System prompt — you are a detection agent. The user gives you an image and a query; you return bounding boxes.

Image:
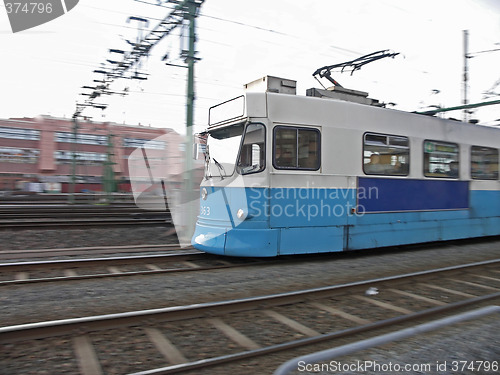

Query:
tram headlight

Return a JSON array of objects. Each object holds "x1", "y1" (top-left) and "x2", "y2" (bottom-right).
[
  {"x1": 201, "y1": 188, "x2": 208, "y2": 200},
  {"x1": 236, "y1": 208, "x2": 247, "y2": 220}
]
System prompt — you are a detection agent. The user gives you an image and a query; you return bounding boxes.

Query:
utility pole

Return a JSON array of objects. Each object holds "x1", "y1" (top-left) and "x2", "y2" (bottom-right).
[
  {"x1": 75, "y1": 0, "x2": 205, "y2": 145},
  {"x1": 185, "y1": 1, "x2": 197, "y2": 198},
  {"x1": 69, "y1": 116, "x2": 79, "y2": 204},
  {"x1": 103, "y1": 132, "x2": 116, "y2": 203},
  {"x1": 463, "y1": 30, "x2": 469, "y2": 122},
  {"x1": 182, "y1": 0, "x2": 200, "y2": 239},
  {"x1": 74, "y1": 0, "x2": 204, "y2": 242}
]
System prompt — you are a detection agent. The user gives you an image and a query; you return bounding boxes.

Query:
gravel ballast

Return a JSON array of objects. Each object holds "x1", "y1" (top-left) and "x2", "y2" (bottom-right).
[{"x1": 1, "y1": 234, "x2": 499, "y2": 327}]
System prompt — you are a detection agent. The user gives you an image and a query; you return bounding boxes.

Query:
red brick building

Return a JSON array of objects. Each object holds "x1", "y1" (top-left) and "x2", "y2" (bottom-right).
[{"x1": 0, "y1": 116, "x2": 185, "y2": 193}]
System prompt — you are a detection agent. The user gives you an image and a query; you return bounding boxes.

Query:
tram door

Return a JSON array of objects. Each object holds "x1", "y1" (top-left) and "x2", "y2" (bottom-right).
[{"x1": 270, "y1": 125, "x2": 347, "y2": 254}]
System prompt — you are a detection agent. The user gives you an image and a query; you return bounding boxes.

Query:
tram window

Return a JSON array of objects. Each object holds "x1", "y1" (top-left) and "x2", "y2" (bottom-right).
[
  {"x1": 423, "y1": 140, "x2": 459, "y2": 178},
  {"x1": 471, "y1": 146, "x2": 498, "y2": 180},
  {"x1": 236, "y1": 123, "x2": 266, "y2": 175},
  {"x1": 274, "y1": 126, "x2": 320, "y2": 170},
  {"x1": 363, "y1": 133, "x2": 409, "y2": 176}
]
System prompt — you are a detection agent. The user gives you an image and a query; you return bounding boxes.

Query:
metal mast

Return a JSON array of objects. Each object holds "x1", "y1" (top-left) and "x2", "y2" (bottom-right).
[
  {"x1": 463, "y1": 30, "x2": 470, "y2": 122},
  {"x1": 72, "y1": 0, "x2": 205, "y2": 203}
]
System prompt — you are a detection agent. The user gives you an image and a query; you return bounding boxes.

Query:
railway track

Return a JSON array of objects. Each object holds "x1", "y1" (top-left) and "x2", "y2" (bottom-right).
[
  {"x1": 0, "y1": 202, "x2": 150, "y2": 213},
  {"x1": 0, "y1": 243, "x2": 183, "y2": 261},
  {"x1": 0, "y1": 210, "x2": 168, "y2": 220},
  {"x1": 1, "y1": 259, "x2": 499, "y2": 375},
  {"x1": 0, "y1": 204, "x2": 171, "y2": 229},
  {"x1": 0, "y1": 249, "x2": 266, "y2": 285},
  {"x1": 0, "y1": 193, "x2": 135, "y2": 205},
  {"x1": 0, "y1": 218, "x2": 171, "y2": 229}
]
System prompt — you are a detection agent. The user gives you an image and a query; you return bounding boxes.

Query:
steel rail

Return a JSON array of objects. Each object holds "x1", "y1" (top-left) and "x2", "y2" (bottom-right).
[
  {"x1": 0, "y1": 243, "x2": 183, "y2": 260},
  {"x1": 0, "y1": 212, "x2": 169, "y2": 219},
  {"x1": 0, "y1": 251, "x2": 272, "y2": 286},
  {"x1": 1, "y1": 258, "x2": 498, "y2": 344},
  {"x1": 273, "y1": 305, "x2": 500, "y2": 375},
  {"x1": 0, "y1": 218, "x2": 172, "y2": 229},
  {"x1": 0, "y1": 250, "x2": 203, "y2": 269},
  {"x1": 128, "y1": 294, "x2": 500, "y2": 375}
]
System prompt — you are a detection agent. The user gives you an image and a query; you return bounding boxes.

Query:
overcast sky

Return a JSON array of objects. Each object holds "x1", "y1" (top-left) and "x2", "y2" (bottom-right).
[{"x1": 0, "y1": 0, "x2": 499, "y2": 134}]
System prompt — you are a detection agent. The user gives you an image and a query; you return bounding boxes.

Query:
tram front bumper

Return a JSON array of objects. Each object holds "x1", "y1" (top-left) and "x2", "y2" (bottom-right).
[
  {"x1": 192, "y1": 225, "x2": 227, "y2": 256},
  {"x1": 192, "y1": 224, "x2": 279, "y2": 257}
]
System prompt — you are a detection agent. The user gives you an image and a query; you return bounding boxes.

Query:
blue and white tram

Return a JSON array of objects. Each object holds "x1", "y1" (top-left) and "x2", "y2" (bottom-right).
[{"x1": 192, "y1": 76, "x2": 500, "y2": 256}]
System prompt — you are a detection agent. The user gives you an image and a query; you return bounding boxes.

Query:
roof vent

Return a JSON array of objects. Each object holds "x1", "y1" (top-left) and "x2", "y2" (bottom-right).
[{"x1": 244, "y1": 76, "x2": 296, "y2": 95}]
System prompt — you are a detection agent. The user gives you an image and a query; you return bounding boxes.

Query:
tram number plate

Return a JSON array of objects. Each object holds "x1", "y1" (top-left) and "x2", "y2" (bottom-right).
[{"x1": 201, "y1": 206, "x2": 211, "y2": 216}]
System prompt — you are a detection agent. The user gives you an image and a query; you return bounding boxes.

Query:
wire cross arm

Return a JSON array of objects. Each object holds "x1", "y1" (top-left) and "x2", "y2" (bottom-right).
[{"x1": 313, "y1": 49, "x2": 400, "y2": 87}]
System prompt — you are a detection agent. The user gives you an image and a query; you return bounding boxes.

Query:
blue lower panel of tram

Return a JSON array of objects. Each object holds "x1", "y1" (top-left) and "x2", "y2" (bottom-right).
[{"x1": 191, "y1": 181, "x2": 500, "y2": 257}]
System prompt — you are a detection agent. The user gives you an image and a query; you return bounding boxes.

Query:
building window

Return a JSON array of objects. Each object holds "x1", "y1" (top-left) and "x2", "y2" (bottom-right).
[
  {"x1": 424, "y1": 140, "x2": 459, "y2": 178},
  {"x1": 363, "y1": 133, "x2": 409, "y2": 175},
  {"x1": 0, "y1": 127, "x2": 39, "y2": 141},
  {"x1": 471, "y1": 146, "x2": 498, "y2": 180},
  {"x1": 54, "y1": 151, "x2": 107, "y2": 165},
  {"x1": 274, "y1": 126, "x2": 320, "y2": 170},
  {"x1": 123, "y1": 137, "x2": 165, "y2": 150},
  {"x1": 55, "y1": 132, "x2": 108, "y2": 145},
  {"x1": 0, "y1": 147, "x2": 39, "y2": 163}
]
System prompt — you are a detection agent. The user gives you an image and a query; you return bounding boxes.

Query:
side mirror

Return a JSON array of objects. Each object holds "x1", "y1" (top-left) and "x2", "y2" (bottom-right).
[{"x1": 193, "y1": 143, "x2": 205, "y2": 160}]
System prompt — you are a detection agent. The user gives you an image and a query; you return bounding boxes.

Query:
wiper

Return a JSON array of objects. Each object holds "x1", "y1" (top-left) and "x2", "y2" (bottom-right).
[
  {"x1": 213, "y1": 158, "x2": 226, "y2": 180},
  {"x1": 204, "y1": 144, "x2": 211, "y2": 180}
]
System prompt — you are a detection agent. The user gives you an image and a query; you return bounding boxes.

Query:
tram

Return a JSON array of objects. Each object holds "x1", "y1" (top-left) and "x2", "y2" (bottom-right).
[{"x1": 192, "y1": 76, "x2": 500, "y2": 256}]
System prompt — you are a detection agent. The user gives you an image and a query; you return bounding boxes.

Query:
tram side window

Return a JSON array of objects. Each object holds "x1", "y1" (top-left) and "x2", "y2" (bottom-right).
[
  {"x1": 236, "y1": 123, "x2": 266, "y2": 175},
  {"x1": 363, "y1": 133, "x2": 409, "y2": 176},
  {"x1": 274, "y1": 126, "x2": 320, "y2": 170},
  {"x1": 471, "y1": 146, "x2": 499, "y2": 180},
  {"x1": 424, "y1": 140, "x2": 459, "y2": 178}
]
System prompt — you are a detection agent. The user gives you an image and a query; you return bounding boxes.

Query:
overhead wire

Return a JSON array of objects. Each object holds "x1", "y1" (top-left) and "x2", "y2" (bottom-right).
[
  {"x1": 75, "y1": 0, "x2": 362, "y2": 127},
  {"x1": 74, "y1": 0, "x2": 496, "y2": 126}
]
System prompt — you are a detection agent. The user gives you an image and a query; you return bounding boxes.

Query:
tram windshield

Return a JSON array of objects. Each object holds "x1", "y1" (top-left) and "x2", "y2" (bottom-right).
[{"x1": 205, "y1": 122, "x2": 245, "y2": 178}]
